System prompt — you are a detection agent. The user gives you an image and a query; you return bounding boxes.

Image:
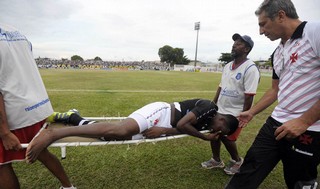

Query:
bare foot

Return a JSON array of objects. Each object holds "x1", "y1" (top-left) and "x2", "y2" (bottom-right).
[{"x1": 26, "y1": 128, "x2": 56, "y2": 163}]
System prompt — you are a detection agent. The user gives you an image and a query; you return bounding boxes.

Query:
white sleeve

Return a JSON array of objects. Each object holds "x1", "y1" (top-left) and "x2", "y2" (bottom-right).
[
  {"x1": 307, "y1": 22, "x2": 320, "y2": 57},
  {"x1": 244, "y1": 64, "x2": 260, "y2": 94}
]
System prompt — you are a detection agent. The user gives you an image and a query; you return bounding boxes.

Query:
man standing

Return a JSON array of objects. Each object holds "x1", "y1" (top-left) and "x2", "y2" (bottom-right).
[
  {"x1": 0, "y1": 23, "x2": 76, "y2": 189},
  {"x1": 201, "y1": 34, "x2": 260, "y2": 175},
  {"x1": 226, "y1": 0, "x2": 320, "y2": 188}
]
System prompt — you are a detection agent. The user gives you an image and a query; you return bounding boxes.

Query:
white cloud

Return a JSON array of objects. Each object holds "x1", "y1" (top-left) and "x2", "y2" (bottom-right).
[{"x1": 0, "y1": 0, "x2": 319, "y2": 62}]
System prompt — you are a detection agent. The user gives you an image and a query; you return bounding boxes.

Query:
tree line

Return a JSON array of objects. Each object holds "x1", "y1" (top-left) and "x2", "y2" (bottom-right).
[{"x1": 70, "y1": 45, "x2": 271, "y2": 67}]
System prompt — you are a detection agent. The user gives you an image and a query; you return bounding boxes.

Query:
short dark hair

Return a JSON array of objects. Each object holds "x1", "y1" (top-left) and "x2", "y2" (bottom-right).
[
  {"x1": 255, "y1": 0, "x2": 299, "y2": 20},
  {"x1": 223, "y1": 114, "x2": 239, "y2": 135}
]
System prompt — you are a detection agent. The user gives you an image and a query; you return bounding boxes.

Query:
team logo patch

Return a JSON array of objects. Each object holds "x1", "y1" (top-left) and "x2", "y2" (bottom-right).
[
  {"x1": 299, "y1": 134, "x2": 313, "y2": 145},
  {"x1": 290, "y1": 52, "x2": 298, "y2": 64},
  {"x1": 235, "y1": 73, "x2": 242, "y2": 80}
]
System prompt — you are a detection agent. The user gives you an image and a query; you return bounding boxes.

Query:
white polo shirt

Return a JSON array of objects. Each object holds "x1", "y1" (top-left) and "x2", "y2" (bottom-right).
[
  {"x1": 217, "y1": 59, "x2": 260, "y2": 116},
  {"x1": 271, "y1": 21, "x2": 320, "y2": 131},
  {"x1": 0, "y1": 23, "x2": 53, "y2": 130}
]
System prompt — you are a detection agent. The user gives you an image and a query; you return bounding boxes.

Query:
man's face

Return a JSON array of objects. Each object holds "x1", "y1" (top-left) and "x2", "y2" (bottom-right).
[
  {"x1": 231, "y1": 39, "x2": 248, "y2": 58},
  {"x1": 258, "y1": 11, "x2": 282, "y2": 41},
  {"x1": 210, "y1": 116, "x2": 230, "y2": 136}
]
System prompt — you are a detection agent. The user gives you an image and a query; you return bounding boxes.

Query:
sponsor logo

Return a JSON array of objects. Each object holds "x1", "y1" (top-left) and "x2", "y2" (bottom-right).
[
  {"x1": 221, "y1": 87, "x2": 239, "y2": 98},
  {"x1": 25, "y1": 98, "x2": 50, "y2": 112}
]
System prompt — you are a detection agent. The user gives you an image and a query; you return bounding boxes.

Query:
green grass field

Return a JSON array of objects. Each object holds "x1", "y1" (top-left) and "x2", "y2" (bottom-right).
[{"x1": 15, "y1": 69, "x2": 288, "y2": 188}]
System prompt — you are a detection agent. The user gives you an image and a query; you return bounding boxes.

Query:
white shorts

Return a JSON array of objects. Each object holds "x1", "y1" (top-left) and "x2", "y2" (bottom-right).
[{"x1": 128, "y1": 102, "x2": 172, "y2": 140}]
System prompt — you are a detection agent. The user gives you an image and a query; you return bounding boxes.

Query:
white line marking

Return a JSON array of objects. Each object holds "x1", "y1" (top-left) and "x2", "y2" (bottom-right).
[{"x1": 47, "y1": 89, "x2": 265, "y2": 93}]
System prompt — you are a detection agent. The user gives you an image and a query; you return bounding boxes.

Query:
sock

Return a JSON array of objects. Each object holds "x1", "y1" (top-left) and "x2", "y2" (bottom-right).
[
  {"x1": 60, "y1": 185, "x2": 77, "y2": 189},
  {"x1": 69, "y1": 114, "x2": 96, "y2": 126},
  {"x1": 79, "y1": 120, "x2": 96, "y2": 125}
]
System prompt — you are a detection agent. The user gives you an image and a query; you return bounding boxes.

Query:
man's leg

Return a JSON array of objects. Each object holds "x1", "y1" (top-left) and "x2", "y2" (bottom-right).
[
  {"x1": 222, "y1": 139, "x2": 241, "y2": 161},
  {"x1": 26, "y1": 118, "x2": 140, "y2": 163},
  {"x1": 201, "y1": 140, "x2": 225, "y2": 169},
  {"x1": 225, "y1": 117, "x2": 281, "y2": 189},
  {"x1": 0, "y1": 163, "x2": 20, "y2": 189},
  {"x1": 37, "y1": 148, "x2": 73, "y2": 188},
  {"x1": 222, "y1": 139, "x2": 243, "y2": 175},
  {"x1": 212, "y1": 140, "x2": 222, "y2": 161}
]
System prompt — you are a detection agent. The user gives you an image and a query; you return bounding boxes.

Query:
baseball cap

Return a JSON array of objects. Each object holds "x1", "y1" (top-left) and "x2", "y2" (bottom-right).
[{"x1": 232, "y1": 33, "x2": 254, "y2": 49}]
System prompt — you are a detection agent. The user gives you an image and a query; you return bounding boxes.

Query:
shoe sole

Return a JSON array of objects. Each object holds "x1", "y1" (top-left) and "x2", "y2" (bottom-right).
[{"x1": 224, "y1": 170, "x2": 236, "y2": 175}]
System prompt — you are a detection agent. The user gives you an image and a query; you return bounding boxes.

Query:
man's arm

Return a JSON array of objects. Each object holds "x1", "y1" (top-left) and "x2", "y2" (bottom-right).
[
  {"x1": 0, "y1": 93, "x2": 22, "y2": 151},
  {"x1": 275, "y1": 99, "x2": 320, "y2": 140},
  {"x1": 142, "y1": 127, "x2": 181, "y2": 138},
  {"x1": 250, "y1": 79, "x2": 279, "y2": 115},
  {"x1": 243, "y1": 94, "x2": 255, "y2": 112},
  {"x1": 213, "y1": 87, "x2": 221, "y2": 103},
  {"x1": 176, "y1": 112, "x2": 220, "y2": 141},
  {"x1": 239, "y1": 79, "x2": 279, "y2": 127}
]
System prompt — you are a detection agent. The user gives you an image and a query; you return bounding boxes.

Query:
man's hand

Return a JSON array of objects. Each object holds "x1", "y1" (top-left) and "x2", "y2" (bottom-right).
[
  {"x1": 238, "y1": 110, "x2": 254, "y2": 128},
  {"x1": 205, "y1": 131, "x2": 222, "y2": 141},
  {"x1": 1, "y1": 132, "x2": 22, "y2": 151},
  {"x1": 142, "y1": 127, "x2": 165, "y2": 138},
  {"x1": 274, "y1": 118, "x2": 310, "y2": 140}
]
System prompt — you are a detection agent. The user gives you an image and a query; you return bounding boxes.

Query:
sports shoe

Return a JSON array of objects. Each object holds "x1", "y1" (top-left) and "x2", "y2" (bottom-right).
[
  {"x1": 223, "y1": 157, "x2": 243, "y2": 175},
  {"x1": 53, "y1": 109, "x2": 80, "y2": 124},
  {"x1": 201, "y1": 158, "x2": 225, "y2": 169}
]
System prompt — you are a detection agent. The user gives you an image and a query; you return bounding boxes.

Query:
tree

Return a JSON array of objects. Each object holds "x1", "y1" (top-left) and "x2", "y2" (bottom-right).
[
  {"x1": 71, "y1": 55, "x2": 84, "y2": 61},
  {"x1": 218, "y1": 53, "x2": 233, "y2": 65},
  {"x1": 94, "y1": 56, "x2": 102, "y2": 61},
  {"x1": 158, "y1": 45, "x2": 190, "y2": 67}
]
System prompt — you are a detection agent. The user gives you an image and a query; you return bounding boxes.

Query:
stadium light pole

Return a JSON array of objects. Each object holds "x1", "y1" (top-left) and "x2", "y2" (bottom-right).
[{"x1": 194, "y1": 22, "x2": 200, "y2": 70}]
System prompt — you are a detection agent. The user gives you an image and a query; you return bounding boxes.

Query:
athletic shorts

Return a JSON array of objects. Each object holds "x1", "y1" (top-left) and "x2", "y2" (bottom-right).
[
  {"x1": 128, "y1": 102, "x2": 172, "y2": 140},
  {"x1": 226, "y1": 127, "x2": 242, "y2": 141},
  {"x1": 0, "y1": 120, "x2": 46, "y2": 165}
]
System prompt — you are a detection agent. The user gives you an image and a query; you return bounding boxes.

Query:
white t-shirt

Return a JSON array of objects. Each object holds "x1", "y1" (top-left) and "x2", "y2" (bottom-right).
[
  {"x1": 271, "y1": 21, "x2": 320, "y2": 131},
  {"x1": 0, "y1": 23, "x2": 53, "y2": 130},
  {"x1": 217, "y1": 59, "x2": 260, "y2": 116}
]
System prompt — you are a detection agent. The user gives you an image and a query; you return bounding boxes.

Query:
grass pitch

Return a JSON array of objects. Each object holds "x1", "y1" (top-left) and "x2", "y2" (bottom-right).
[{"x1": 14, "y1": 69, "x2": 291, "y2": 189}]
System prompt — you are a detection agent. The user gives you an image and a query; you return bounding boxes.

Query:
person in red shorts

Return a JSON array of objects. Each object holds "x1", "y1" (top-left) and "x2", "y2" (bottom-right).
[{"x1": 0, "y1": 23, "x2": 76, "y2": 189}]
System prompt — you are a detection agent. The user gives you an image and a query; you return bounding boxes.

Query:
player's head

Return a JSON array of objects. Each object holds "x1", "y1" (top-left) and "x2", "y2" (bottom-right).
[
  {"x1": 232, "y1": 33, "x2": 254, "y2": 55},
  {"x1": 209, "y1": 113, "x2": 239, "y2": 136}
]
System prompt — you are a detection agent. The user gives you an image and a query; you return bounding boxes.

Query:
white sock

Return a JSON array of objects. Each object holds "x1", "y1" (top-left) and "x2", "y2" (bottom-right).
[{"x1": 60, "y1": 185, "x2": 77, "y2": 189}]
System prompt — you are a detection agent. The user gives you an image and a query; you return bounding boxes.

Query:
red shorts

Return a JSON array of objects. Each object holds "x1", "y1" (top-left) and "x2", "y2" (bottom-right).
[
  {"x1": 0, "y1": 120, "x2": 45, "y2": 165},
  {"x1": 226, "y1": 127, "x2": 242, "y2": 141}
]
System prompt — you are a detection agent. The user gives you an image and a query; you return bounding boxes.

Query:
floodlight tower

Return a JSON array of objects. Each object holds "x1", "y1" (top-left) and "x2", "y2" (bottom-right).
[{"x1": 194, "y1": 22, "x2": 200, "y2": 69}]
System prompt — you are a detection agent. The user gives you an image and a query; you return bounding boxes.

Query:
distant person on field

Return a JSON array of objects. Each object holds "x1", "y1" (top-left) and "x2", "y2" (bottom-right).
[
  {"x1": 0, "y1": 23, "x2": 76, "y2": 189},
  {"x1": 26, "y1": 99, "x2": 239, "y2": 163},
  {"x1": 201, "y1": 34, "x2": 260, "y2": 175},
  {"x1": 225, "y1": 0, "x2": 320, "y2": 188}
]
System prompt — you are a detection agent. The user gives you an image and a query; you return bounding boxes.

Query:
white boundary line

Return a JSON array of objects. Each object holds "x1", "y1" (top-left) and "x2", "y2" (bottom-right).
[
  {"x1": 47, "y1": 89, "x2": 266, "y2": 93},
  {"x1": 47, "y1": 89, "x2": 215, "y2": 93}
]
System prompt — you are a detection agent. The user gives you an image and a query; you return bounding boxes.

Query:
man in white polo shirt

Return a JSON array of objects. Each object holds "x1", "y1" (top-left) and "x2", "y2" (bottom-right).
[
  {"x1": 201, "y1": 34, "x2": 260, "y2": 175},
  {"x1": 0, "y1": 23, "x2": 76, "y2": 189},
  {"x1": 226, "y1": 0, "x2": 320, "y2": 188}
]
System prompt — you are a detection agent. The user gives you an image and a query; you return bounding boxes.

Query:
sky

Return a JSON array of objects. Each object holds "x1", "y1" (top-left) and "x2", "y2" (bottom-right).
[{"x1": 1, "y1": 0, "x2": 319, "y2": 63}]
